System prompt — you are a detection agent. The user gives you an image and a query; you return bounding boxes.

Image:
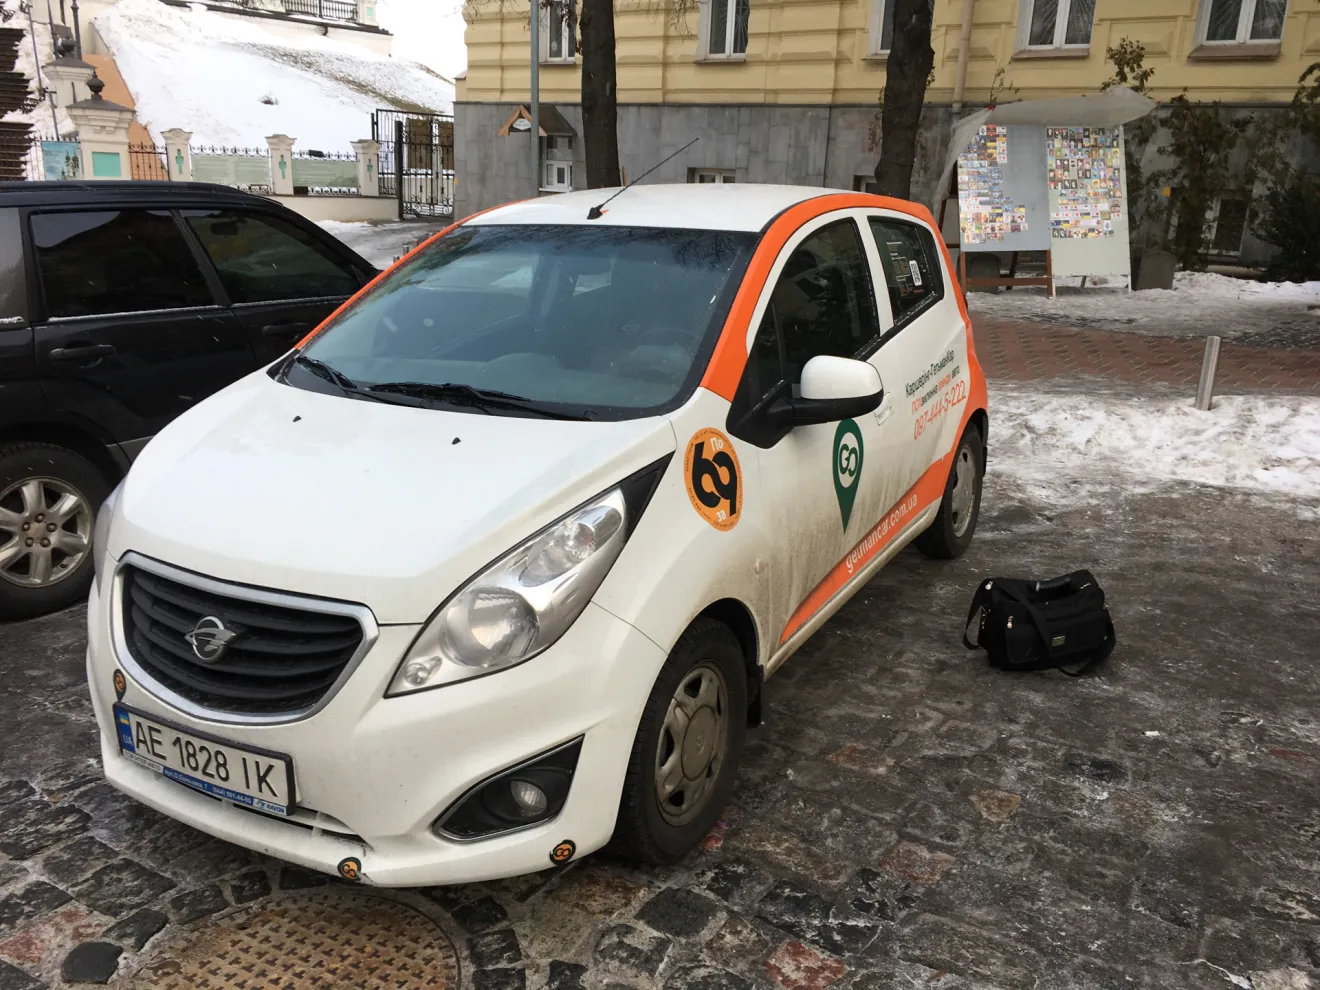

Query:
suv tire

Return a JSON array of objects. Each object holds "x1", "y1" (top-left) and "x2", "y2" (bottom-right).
[
  {"x1": 0, "y1": 444, "x2": 110, "y2": 620},
  {"x1": 608, "y1": 618, "x2": 748, "y2": 864}
]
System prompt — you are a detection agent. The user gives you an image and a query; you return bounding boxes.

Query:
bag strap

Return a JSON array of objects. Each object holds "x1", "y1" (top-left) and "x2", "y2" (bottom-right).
[
  {"x1": 1058, "y1": 611, "x2": 1117, "y2": 677},
  {"x1": 962, "y1": 580, "x2": 996, "y2": 650},
  {"x1": 990, "y1": 580, "x2": 1059, "y2": 655}
]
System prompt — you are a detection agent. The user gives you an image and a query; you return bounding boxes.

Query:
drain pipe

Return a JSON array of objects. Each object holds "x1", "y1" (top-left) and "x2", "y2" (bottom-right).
[{"x1": 951, "y1": 0, "x2": 975, "y2": 113}]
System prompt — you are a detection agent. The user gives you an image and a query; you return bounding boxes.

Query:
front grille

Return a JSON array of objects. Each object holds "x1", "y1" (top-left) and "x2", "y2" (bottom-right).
[{"x1": 121, "y1": 565, "x2": 364, "y2": 716}]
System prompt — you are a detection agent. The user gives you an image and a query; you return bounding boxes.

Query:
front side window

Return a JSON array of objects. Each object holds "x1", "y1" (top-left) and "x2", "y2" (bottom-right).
[
  {"x1": 297, "y1": 225, "x2": 754, "y2": 419},
  {"x1": 1024, "y1": 0, "x2": 1094, "y2": 48},
  {"x1": 1201, "y1": 0, "x2": 1286, "y2": 43},
  {"x1": 704, "y1": 0, "x2": 749, "y2": 57},
  {"x1": 183, "y1": 210, "x2": 361, "y2": 304},
  {"x1": 31, "y1": 210, "x2": 213, "y2": 319},
  {"x1": 867, "y1": 218, "x2": 943, "y2": 328},
  {"x1": 743, "y1": 219, "x2": 880, "y2": 400}
]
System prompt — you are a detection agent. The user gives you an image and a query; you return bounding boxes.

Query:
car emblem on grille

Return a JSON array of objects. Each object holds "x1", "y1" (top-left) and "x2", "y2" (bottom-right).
[{"x1": 184, "y1": 616, "x2": 238, "y2": 663}]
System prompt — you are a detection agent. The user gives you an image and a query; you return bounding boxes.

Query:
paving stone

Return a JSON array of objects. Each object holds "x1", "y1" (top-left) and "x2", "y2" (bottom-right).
[
  {"x1": 721, "y1": 822, "x2": 854, "y2": 887},
  {"x1": 228, "y1": 870, "x2": 271, "y2": 905},
  {"x1": 1129, "y1": 877, "x2": 1204, "y2": 930},
  {"x1": 36, "y1": 838, "x2": 118, "y2": 887},
  {"x1": 636, "y1": 888, "x2": 722, "y2": 939},
  {"x1": 755, "y1": 882, "x2": 880, "y2": 958},
  {"x1": 694, "y1": 860, "x2": 774, "y2": 909},
  {"x1": 0, "y1": 865, "x2": 27, "y2": 894},
  {"x1": 896, "y1": 803, "x2": 974, "y2": 850},
  {"x1": 763, "y1": 939, "x2": 848, "y2": 990},
  {"x1": 69, "y1": 861, "x2": 175, "y2": 919},
  {"x1": 0, "y1": 959, "x2": 46, "y2": 990},
  {"x1": 895, "y1": 914, "x2": 1041, "y2": 990},
  {"x1": 452, "y1": 896, "x2": 511, "y2": 935},
  {"x1": 166, "y1": 885, "x2": 227, "y2": 924},
  {"x1": 546, "y1": 866, "x2": 647, "y2": 918},
  {"x1": 421, "y1": 886, "x2": 474, "y2": 912},
  {"x1": 101, "y1": 909, "x2": 167, "y2": 952},
  {"x1": 277, "y1": 866, "x2": 328, "y2": 890},
  {"x1": 0, "y1": 784, "x2": 34, "y2": 808},
  {"x1": 841, "y1": 869, "x2": 919, "y2": 923},
  {"x1": 60, "y1": 941, "x2": 122, "y2": 984},
  {"x1": 544, "y1": 961, "x2": 588, "y2": 990},
  {"x1": 1061, "y1": 753, "x2": 1131, "y2": 787},
  {"x1": 701, "y1": 913, "x2": 773, "y2": 977},
  {"x1": 0, "y1": 901, "x2": 108, "y2": 973},
  {"x1": 968, "y1": 789, "x2": 1022, "y2": 823},
  {"x1": 594, "y1": 923, "x2": 672, "y2": 980},
  {"x1": 520, "y1": 901, "x2": 597, "y2": 963},
  {"x1": 1253, "y1": 887, "x2": 1320, "y2": 924},
  {"x1": 470, "y1": 929, "x2": 522, "y2": 969},
  {"x1": 0, "y1": 802, "x2": 91, "y2": 860},
  {"x1": 875, "y1": 843, "x2": 955, "y2": 886},
  {"x1": 473, "y1": 968, "x2": 526, "y2": 990},
  {"x1": 0, "y1": 883, "x2": 71, "y2": 938},
  {"x1": 664, "y1": 962, "x2": 752, "y2": 990}
]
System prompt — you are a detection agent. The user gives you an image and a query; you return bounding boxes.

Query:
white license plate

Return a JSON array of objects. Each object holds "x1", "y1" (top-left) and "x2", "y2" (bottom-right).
[{"x1": 113, "y1": 704, "x2": 295, "y2": 816}]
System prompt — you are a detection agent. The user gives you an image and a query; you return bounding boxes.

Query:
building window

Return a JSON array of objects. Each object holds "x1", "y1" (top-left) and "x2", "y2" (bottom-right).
[
  {"x1": 853, "y1": 175, "x2": 879, "y2": 193},
  {"x1": 690, "y1": 168, "x2": 736, "y2": 183},
  {"x1": 1208, "y1": 196, "x2": 1251, "y2": 254},
  {"x1": 1198, "y1": 0, "x2": 1286, "y2": 44},
  {"x1": 540, "y1": 0, "x2": 575, "y2": 62},
  {"x1": 1018, "y1": 0, "x2": 1094, "y2": 50},
  {"x1": 542, "y1": 160, "x2": 573, "y2": 192},
  {"x1": 701, "y1": 0, "x2": 749, "y2": 59},
  {"x1": 868, "y1": 0, "x2": 934, "y2": 56}
]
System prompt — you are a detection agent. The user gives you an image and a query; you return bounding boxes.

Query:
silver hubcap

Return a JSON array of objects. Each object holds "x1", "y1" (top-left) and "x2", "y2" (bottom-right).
[
  {"x1": 654, "y1": 661, "x2": 730, "y2": 827},
  {"x1": 0, "y1": 477, "x2": 92, "y2": 589},
  {"x1": 950, "y1": 444, "x2": 978, "y2": 538}
]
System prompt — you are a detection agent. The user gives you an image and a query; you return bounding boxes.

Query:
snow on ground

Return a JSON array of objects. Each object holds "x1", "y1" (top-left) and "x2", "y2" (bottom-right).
[
  {"x1": 319, "y1": 220, "x2": 448, "y2": 268},
  {"x1": 968, "y1": 272, "x2": 1320, "y2": 344},
  {"x1": 94, "y1": 0, "x2": 454, "y2": 149},
  {"x1": 991, "y1": 383, "x2": 1320, "y2": 503},
  {"x1": 379, "y1": 0, "x2": 467, "y2": 81}
]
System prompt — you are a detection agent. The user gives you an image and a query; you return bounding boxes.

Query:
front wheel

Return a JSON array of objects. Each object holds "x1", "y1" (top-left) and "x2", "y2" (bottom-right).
[
  {"x1": 608, "y1": 618, "x2": 748, "y2": 864},
  {"x1": 915, "y1": 424, "x2": 983, "y2": 560}
]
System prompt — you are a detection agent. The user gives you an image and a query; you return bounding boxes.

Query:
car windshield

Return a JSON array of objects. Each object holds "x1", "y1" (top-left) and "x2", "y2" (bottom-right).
[{"x1": 294, "y1": 224, "x2": 756, "y2": 419}]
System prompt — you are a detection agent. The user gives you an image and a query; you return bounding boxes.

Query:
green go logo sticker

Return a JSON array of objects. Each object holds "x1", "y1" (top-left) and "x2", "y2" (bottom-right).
[{"x1": 833, "y1": 419, "x2": 864, "y2": 529}]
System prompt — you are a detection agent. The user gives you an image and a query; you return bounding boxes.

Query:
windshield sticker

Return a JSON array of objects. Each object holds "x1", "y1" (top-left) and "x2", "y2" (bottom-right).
[
  {"x1": 685, "y1": 428, "x2": 741, "y2": 531},
  {"x1": 832, "y1": 419, "x2": 864, "y2": 529}
]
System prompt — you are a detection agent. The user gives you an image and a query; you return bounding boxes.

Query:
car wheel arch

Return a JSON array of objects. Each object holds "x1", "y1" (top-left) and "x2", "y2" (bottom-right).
[
  {"x1": 0, "y1": 422, "x2": 124, "y2": 486},
  {"x1": 692, "y1": 597, "x2": 764, "y2": 727}
]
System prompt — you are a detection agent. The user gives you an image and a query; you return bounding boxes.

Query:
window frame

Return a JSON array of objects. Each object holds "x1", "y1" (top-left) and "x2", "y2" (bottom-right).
[
  {"x1": 690, "y1": 168, "x2": 737, "y2": 184},
  {"x1": 863, "y1": 213, "x2": 946, "y2": 345},
  {"x1": 541, "y1": 159, "x2": 573, "y2": 192},
  {"x1": 1195, "y1": 0, "x2": 1287, "y2": 45},
  {"x1": 697, "y1": 0, "x2": 750, "y2": 61},
  {"x1": 539, "y1": 0, "x2": 576, "y2": 63},
  {"x1": 1015, "y1": 0, "x2": 1095, "y2": 53},
  {"x1": 867, "y1": 0, "x2": 934, "y2": 58}
]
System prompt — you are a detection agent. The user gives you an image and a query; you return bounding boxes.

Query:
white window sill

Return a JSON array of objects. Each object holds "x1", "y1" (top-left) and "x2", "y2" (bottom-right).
[
  {"x1": 1187, "y1": 41, "x2": 1280, "y2": 59},
  {"x1": 539, "y1": 57, "x2": 577, "y2": 65},
  {"x1": 694, "y1": 54, "x2": 747, "y2": 64},
  {"x1": 539, "y1": 187, "x2": 571, "y2": 194},
  {"x1": 863, "y1": 51, "x2": 889, "y2": 62},
  {"x1": 1011, "y1": 46, "x2": 1090, "y2": 60}
]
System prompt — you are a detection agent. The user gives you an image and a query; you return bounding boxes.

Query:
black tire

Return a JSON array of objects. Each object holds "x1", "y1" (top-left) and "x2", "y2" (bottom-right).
[
  {"x1": 915, "y1": 424, "x2": 984, "y2": 560},
  {"x1": 608, "y1": 618, "x2": 748, "y2": 865},
  {"x1": 0, "y1": 443, "x2": 111, "y2": 621}
]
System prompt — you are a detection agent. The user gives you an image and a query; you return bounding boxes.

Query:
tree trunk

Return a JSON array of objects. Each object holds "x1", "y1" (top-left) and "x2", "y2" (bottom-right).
[
  {"x1": 579, "y1": 0, "x2": 620, "y2": 188},
  {"x1": 874, "y1": 0, "x2": 934, "y2": 200}
]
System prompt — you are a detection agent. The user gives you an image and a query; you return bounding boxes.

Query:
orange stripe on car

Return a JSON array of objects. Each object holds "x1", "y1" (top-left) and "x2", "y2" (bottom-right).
[{"x1": 296, "y1": 201, "x2": 523, "y2": 349}]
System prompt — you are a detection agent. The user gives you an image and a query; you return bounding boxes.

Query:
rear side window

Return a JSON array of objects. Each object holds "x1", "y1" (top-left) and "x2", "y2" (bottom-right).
[
  {"x1": 867, "y1": 218, "x2": 943, "y2": 327},
  {"x1": 31, "y1": 210, "x2": 213, "y2": 319},
  {"x1": 183, "y1": 210, "x2": 360, "y2": 303},
  {"x1": 0, "y1": 209, "x2": 26, "y2": 323}
]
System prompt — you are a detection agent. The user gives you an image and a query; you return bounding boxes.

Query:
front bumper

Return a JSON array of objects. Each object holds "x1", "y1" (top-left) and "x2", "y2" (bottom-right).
[{"x1": 86, "y1": 568, "x2": 667, "y2": 887}]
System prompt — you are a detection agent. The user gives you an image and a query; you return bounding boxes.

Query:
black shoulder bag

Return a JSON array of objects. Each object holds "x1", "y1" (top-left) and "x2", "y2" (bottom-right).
[{"x1": 963, "y1": 570, "x2": 1115, "y2": 676}]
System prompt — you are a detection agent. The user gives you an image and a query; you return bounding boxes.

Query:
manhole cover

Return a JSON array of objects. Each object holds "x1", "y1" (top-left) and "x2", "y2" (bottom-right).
[{"x1": 120, "y1": 889, "x2": 460, "y2": 989}]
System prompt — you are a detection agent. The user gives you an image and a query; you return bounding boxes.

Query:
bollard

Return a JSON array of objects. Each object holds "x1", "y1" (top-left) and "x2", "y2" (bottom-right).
[{"x1": 1195, "y1": 335, "x2": 1221, "y2": 411}]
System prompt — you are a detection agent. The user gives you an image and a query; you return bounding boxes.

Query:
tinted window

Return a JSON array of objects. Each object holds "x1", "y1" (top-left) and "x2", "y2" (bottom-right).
[
  {"x1": 746, "y1": 219, "x2": 880, "y2": 397},
  {"x1": 867, "y1": 218, "x2": 943, "y2": 326},
  {"x1": 184, "y1": 210, "x2": 360, "y2": 303},
  {"x1": 0, "y1": 210, "x2": 26, "y2": 322},
  {"x1": 31, "y1": 211, "x2": 212, "y2": 318},
  {"x1": 298, "y1": 224, "x2": 754, "y2": 418}
]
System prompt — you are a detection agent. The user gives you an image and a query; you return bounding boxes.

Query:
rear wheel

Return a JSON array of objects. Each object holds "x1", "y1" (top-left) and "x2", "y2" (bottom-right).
[
  {"x1": 608, "y1": 618, "x2": 747, "y2": 864},
  {"x1": 916, "y1": 425, "x2": 983, "y2": 560},
  {"x1": 0, "y1": 444, "x2": 109, "y2": 620}
]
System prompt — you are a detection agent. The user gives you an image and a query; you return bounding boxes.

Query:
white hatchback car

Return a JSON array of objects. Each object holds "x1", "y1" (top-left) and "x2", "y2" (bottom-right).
[{"x1": 87, "y1": 184, "x2": 989, "y2": 886}]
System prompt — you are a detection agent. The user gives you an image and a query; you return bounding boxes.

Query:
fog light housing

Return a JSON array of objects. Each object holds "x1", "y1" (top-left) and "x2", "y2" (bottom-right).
[{"x1": 434, "y1": 739, "x2": 582, "y2": 840}]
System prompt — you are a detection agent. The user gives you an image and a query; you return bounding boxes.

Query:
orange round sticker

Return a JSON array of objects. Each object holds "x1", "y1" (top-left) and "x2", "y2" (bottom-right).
[{"x1": 684, "y1": 427, "x2": 742, "y2": 532}]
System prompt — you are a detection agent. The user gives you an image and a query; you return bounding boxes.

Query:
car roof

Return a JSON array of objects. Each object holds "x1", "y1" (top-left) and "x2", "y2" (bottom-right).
[
  {"x1": 0, "y1": 181, "x2": 280, "y2": 208},
  {"x1": 469, "y1": 184, "x2": 908, "y2": 233}
]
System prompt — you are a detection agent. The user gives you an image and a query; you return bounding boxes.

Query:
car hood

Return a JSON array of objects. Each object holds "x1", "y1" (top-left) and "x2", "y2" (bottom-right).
[{"x1": 112, "y1": 373, "x2": 677, "y2": 624}]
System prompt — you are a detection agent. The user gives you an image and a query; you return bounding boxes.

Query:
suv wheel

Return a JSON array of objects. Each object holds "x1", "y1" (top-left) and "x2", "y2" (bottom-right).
[{"x1": 0, "y1": 444, "x2": 109, "y2": 620}]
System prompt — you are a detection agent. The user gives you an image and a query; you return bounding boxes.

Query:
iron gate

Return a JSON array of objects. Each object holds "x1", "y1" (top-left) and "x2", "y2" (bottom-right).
[{"x1": 372, "y1": 109, "x2": 455, "y2": 219}]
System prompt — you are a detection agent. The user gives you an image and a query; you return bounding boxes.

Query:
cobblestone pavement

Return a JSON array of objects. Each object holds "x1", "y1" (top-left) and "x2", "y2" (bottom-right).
[
  {"x1": 973, "y1": 317, "x2": 1320, "y2": 394},
  {"x1": 1, "y1": 467, "x2": 1318, "y2": 989}
]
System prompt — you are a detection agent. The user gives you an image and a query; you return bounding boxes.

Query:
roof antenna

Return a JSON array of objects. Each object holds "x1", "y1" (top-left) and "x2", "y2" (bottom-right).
[{"x1": 586, "y1": 137, "x2": 700, "y2": 220}]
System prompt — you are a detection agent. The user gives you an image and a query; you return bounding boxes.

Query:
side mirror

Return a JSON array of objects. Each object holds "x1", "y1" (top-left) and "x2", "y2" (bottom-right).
[{"x1": 779, "y1": 355, "x2": 884, "y2": 428}]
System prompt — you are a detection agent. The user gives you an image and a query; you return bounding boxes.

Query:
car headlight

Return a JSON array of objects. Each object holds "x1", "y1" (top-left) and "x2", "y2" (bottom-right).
[
  {"x1": 92, "y1": 481, "x2": 124, "y2": 588},
  {"x1": 387, "y1": 461, "x2": 665, "y2": 696}
]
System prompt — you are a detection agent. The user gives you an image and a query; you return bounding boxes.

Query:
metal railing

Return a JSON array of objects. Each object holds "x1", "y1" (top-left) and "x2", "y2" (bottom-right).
[
  {"x1": 280, "y1": 0, "x2": 358, "y2": 21},
  {"x1": 129, "y1": 143, "x2": 168, "y2": 181}
]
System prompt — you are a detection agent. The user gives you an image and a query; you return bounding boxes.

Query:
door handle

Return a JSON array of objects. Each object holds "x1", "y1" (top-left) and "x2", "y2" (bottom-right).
[
  {"x1": 874, "y1": 400, "x2": 893, "y2": 426},
  {"x1": 49, "y1": 343, "x2": 117, "y2": 363},
  {"x1": 261, "y1": 322, "x2": 311, "y2": 338}
]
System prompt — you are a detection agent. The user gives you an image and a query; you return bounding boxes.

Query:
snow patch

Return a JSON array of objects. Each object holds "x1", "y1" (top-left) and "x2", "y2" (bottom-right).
[{"x1": 318, "y1": 220, "x2": 447, "y2": 268}]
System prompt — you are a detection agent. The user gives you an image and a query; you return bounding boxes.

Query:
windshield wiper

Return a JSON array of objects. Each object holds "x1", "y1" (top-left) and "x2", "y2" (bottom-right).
[
  {"x1": 289, "y1": 354, "x2": 419, "y2": 407},
  {"x1": 365, "y1": 381, "x2": 585, "y2": 420}
]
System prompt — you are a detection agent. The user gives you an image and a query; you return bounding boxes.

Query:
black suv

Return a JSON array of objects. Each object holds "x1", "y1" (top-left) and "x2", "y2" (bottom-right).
[{"x1": 0, "y1": 181, "x2": 377, "y2": 620}]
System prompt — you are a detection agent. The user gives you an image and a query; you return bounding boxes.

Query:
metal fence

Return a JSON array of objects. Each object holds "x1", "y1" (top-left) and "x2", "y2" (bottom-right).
[
  {"x1": 0, "y1": 124, "x2": 38, "y2": 181},
  {"x1": 372, "y1": 109, "x2": 455, "y2": 219},
  {"x1": 292, "y1": 149, "x2": 358, "y2": 195},
  {"x1": 129, "y1": 143, "x2": 168, "y2": 181},
  {"x1": 281, "y1": 0, "x2": 357, "y2": 21},
  {"x1": 191, "y1": 144, "x2": 272, "y2": 193}
]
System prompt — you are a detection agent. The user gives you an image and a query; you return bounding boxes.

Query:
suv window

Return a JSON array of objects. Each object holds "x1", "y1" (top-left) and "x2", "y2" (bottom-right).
[
  {"x1": 31, "y1": 210, "x2": 213, "y2": 319},
  {"x1": 183, "y1": 210, "x2": 360, "y2": 304},
  {"x1": 867, "y1": 218, "x2": 943, "y2": 327},
  {"x1": 746, "y1": 218, "x2": 880, "y2": 398}
]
